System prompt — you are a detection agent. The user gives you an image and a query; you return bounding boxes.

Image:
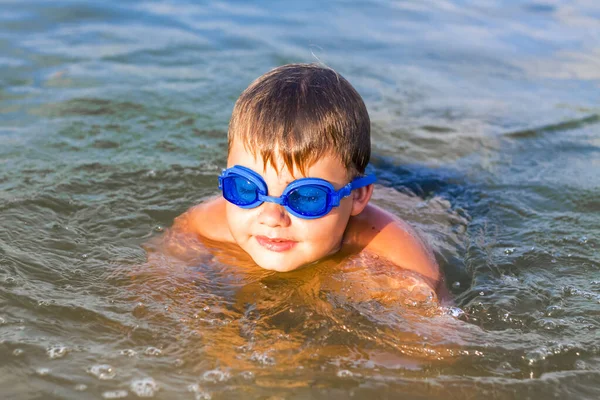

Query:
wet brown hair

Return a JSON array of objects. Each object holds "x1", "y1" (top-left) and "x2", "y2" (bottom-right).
[{"x1": 228, "y1": 63, "x2": 370, "y2": 178}]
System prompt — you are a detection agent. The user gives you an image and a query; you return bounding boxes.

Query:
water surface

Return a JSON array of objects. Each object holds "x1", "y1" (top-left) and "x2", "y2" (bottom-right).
[{"x1": 1, "y1": 0, "x2": 599, "y2": 399}]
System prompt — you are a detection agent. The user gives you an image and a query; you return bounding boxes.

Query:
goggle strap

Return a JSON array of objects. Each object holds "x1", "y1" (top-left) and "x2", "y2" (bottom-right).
[
  {"x1": 350, "y1": 174, "x2": 376, "y2": 190},
  {"x1": 331, "y1": 184, "x2": 350, "y2": 206},
  {"x1": 331, "y1": 174, "x2": 375, "y2": 205}
]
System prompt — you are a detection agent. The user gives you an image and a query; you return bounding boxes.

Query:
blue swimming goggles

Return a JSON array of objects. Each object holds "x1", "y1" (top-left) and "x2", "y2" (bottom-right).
[{"x1": 218, "y1": 165, "x2": 376, "y2": 219}]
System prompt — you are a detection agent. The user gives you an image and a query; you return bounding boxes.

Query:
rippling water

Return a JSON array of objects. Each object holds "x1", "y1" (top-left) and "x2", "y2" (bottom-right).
[{"x1": 1, "y1": 0, "x2": 599, "y2": 398}]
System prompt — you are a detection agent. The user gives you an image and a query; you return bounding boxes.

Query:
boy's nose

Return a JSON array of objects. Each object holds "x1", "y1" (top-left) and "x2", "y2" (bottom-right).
[{"x1": 257, "y1": 202, "x2": 291, "y2": 227}]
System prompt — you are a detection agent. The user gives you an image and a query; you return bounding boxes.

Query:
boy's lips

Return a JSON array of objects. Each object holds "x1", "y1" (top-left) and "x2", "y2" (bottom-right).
[{"x1": 255, "y1": 235, "x2": 297, "y2": 252}]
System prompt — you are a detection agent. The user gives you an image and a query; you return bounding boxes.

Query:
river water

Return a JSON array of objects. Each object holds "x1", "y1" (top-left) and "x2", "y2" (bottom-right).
[{"x1": 1, "y1": 0, "x2": 599, "y2": 399}]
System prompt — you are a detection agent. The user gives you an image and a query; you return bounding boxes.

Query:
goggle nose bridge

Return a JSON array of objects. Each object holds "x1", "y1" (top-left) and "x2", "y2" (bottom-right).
[{"x1": 257, "y1": 193, "x2": 286, "y2": 206}]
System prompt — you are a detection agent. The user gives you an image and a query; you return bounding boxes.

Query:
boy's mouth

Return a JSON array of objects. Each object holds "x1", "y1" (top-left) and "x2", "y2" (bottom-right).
[{"x1": 255, "y1": 236, "x2": 297, "y2": 252}]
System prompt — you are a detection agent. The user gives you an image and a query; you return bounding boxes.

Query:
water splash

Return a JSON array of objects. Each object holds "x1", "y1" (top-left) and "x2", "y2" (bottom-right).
[
  {"x1": 130, "y1": 377, "x2": 159, "y2": 398},
  {"x1": 87, "y1": 364, "x2": 116, "y2": 380}
]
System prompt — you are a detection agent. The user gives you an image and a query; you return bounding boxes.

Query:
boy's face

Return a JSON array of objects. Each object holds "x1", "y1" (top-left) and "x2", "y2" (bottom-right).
[{"x1": 225, "y1": 140, "x2": 356, "y2": 272}]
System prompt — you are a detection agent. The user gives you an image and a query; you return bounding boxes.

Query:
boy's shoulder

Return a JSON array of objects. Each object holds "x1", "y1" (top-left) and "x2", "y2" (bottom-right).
[
  {"x1": 172, "y1": 196, "x2": 234, "y2": 243},
  {"x1": 343, "y1": 204, "x2": 440, "y2": 285}
]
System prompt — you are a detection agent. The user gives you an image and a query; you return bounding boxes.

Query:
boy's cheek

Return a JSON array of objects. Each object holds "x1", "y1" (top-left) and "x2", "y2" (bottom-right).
[
  {"x1": 225, "y1": 202, "x2": 252, "y2": 223},
  {"x1": 307, "y1": 212, "x2": 350, "y2": 238},
  {"x1": 224, "y1": 205, "x2": 253, "y2": 240}
]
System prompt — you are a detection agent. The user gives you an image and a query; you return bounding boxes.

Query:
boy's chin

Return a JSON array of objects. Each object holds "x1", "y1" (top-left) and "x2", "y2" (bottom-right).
[{"x1": 251, "y1": 255, "x2": 307, "y2": 273}]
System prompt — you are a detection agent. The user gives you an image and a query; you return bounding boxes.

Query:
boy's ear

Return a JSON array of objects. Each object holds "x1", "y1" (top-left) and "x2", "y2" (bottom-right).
[{"x1": 350, "y1": 184, "x2": 374, "y2": 216}]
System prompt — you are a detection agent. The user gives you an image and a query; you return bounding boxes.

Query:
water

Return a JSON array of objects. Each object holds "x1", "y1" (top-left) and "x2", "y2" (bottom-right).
[{"x1": 1, "y1": 0, "x2": 599, "y2": 398}]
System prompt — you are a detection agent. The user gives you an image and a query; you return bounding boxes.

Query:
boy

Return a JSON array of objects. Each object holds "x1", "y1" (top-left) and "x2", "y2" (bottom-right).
[{"x1": 169, "y1": 63, "x2": 444, "y2": 298}]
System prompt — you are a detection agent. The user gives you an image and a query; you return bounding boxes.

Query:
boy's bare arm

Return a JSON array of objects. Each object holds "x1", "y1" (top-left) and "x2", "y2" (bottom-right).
[
  {"x1": 172, "y1": 196, "x2": 233, "y2": 242},
  {"x1": 155, "y1": 196, "x2": 233, "y2": 261},
  {"x1": 346, "y1": 204, "x2": 440, "y2": 287}
]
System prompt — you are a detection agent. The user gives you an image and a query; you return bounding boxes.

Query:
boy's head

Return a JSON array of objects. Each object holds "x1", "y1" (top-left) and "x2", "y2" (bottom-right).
[
  {"x1": 228, "y1": 63, "x2": 371, "y2": 179},
  {"x1": 223, "y1": 64, "x2": 374, "y2": 272}
]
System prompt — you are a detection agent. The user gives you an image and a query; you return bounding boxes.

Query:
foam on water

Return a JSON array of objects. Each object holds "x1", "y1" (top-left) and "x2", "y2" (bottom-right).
[
  {"x1": 87, "y1": 365, "x2": 117, "y2": 380},
  {"x1": 130, "y1": 377, "x2": 159, "y2": 398},
  {"x1": 102, "y1": 390, "x2": 128, "y2": 399}
]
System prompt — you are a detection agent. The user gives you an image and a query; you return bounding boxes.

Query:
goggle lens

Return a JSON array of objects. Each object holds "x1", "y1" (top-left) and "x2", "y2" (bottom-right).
[
  {"x1": 287, "y1": 185, "x2": 329, "y2": 216},
  {"x1": 223, "y1": 176, "x2": 258, "y2": 206}
]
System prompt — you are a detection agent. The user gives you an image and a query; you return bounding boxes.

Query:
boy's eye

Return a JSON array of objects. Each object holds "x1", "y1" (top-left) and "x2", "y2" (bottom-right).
[
  {"x1": 234, "y1": 178, "x2": 257, "y2": 199},
  {"x1": 288, "y1": 186, "x2": 328, "y2": 213},
  {"x1": 223, "y1": 176, "x2": 259, "y2": 205},
  {"x1": 236, "y1": 178, "x2": 255, "y2": 193},
  {"x1": 292, "y1": 186, "x2": 322, "y2": 199}
]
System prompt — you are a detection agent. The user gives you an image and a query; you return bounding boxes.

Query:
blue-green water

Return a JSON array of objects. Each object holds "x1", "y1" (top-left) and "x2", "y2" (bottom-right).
[{"x1": 1, "y1": 0, "x2": 599, "y2": 399}]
